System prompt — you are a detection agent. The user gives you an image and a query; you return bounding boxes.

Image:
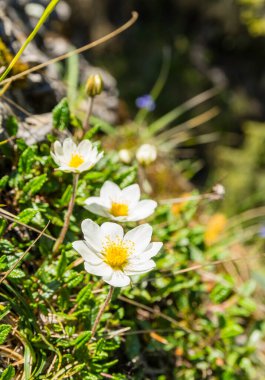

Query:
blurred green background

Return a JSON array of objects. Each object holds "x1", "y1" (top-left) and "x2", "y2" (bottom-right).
[{"x1": 61, "y1": 0, "x2": 265, "y2": 214}]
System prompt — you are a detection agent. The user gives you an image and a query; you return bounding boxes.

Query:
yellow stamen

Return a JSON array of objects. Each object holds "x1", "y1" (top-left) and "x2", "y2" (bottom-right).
[
  {"x1": 110, "y1": 202, "x2": 129, "y2": 217},
  {"x1": 68, "y1": 153, "x2": 84, "y2": 168},
  {"x1": 103, "y1": 238, "x2": 134, "y2": 270}
]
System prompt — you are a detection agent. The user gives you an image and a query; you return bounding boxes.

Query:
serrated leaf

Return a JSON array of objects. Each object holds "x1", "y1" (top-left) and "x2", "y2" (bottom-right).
[
  {"x1": 22, "y1": 174, "x2": 47, "y2": 196},
  {"x1": 0, "y1": 240, "x2": 15, "y2": 254},
  {"x1": 16, "y1": 208, "x2": 38, "y2": 224},
  {"x1": 95, "y1": 338, "x2": 105, "y2": 353},
  {"x1": 66, "y1": 272, "x2": 84, "y2": 288},
  {"x1": 18, "y1": 147, "x2": 36, "y2": 174},
  {"x1": 76, "y1": 284, "x2": 92, "y2": 306},
  {"x1": 52, "y1": 98, "x2": 70, "y2": 130},
  {"x1": 7, "y1": 269, "x2": 25, "y2": 279},
  {"x1": 0, "y1": 324, "x2": 12, "y2": 344},
  {"x1": 0, "y1": 365, "x2": 15, "y2": 380}
]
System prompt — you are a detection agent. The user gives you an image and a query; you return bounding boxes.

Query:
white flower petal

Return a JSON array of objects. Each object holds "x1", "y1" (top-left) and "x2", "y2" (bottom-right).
[
  {"x1": 77, "y1": 139, "x2": 92, "y2": 157},
  {"x1": 84, "y1": 200, "x2": 111, "y2": 218},
  {"x1": 54, "y1": 141, "x2": 64, "y2": 157},
  {"x1": 127, "y1": 200, "x2": 157, "y2": 221},
  {"x1": 56, "y1": 165, "x2": 75, "y2": 172},
  {"x1": 124, "y1": 259, "x2": 156, "y2": 275},
  {"x1": 81, "y1": 219, "x2": 102, "y2": 251},
  {"x1": 72, "y1": 240, "x2": 102, "y2": 263},
  {"x1": 101, "y1": 222, "x2": 124, "y2": 241},
  {"x1": 103, "y1": 270, "x2": 130, "y2": 287},
  {"x1": 84, "y1": 261, "x2": 113, "y2": 277},
  {"x1": 100, "y1": 181, "x2": 121, "y2": 200},
  {"x1": 131, "y1": 242, "x2": 163, "y2": 261},
  {"x1": 76, "y1": 160, "x2": 94, "y2": 172},
  {"x1": 63, "y1": 138, "x2": 76, "y2": 160},
  {"x1": 124, "y1": 224, "x2": 152, "y2": 252},
  {"x1": 50, "y1": 151, "x2": 61, "y2": 166},
  {"x1": 122, "y1": 184, "x2": 140, "y2": 205},
  {"x1": 77, "y1": 151, "x2": 103, "y2": 172}
]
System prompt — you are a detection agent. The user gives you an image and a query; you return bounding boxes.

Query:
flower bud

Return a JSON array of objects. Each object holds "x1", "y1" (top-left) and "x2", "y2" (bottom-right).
[
  {"x1": 136, "y1": 144, "x2": 157, "y2": 166},
  {"x1": 85, "y1": 73, "x2": 103, "y2": 97},
  {"x1": 118, "y1": 149, "x2": 132, "y2": 164}
]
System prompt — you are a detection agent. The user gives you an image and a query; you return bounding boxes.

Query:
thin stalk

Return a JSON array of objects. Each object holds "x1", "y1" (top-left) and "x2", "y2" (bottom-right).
[
  {"x1": 82, "y1": 97, "x2": 94, "y2": 135},
  {"x1": 90, "y1": 286, "x2": 114, "y2": 341},
  {"x1": 0, "y1": 12, "x2": 138, "y2": 88},
  {"x1": 0, "y1": 0, "x2": 61, "y2": 82},
  {"x1": 53, "y1": 173, "x2": 79, "y2": 254}
]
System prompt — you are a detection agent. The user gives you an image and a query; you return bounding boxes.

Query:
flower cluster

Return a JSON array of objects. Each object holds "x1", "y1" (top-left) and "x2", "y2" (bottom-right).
[{"x1": 51, "y1": 137, "x2": 162, "y2": 287}]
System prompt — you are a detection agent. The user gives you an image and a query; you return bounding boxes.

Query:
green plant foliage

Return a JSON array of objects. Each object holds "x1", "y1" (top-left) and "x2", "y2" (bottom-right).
[
  {"x1": 0, "y1": 324, "x2": 12, "y2": 344},
  {"x1": 0, "y1": 110, "x2": 264, "y2": 379},
  {"x1": 52, "y1": 97, "x2": 70, "y2": 130},
  {"x1": 0, "y1": 366, "x2": 15, "y2": 380}
]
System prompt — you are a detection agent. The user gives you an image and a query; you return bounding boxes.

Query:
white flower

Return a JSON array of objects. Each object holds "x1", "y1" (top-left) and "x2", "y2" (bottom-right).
[
  {"x1": 136, "y1": 144, "x2": 157, "y2": 166},
  {"x1": 72, "y1": 219, "x2": 162, "y2": 287},
  {"x1": 51, "y1": 137, "x2": 103, "y2": 173},
  {"x1": 84, "y1": 181, "x2": 157, "y2": 222}
]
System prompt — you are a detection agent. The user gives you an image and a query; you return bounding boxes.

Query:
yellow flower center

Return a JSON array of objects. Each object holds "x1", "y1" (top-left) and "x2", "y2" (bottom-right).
[
  {"x1": 68, "y1": 153, "x2": 84, "y2": 168},
  {"x1": 103, "y1": 238, "x2": 134, "y2": 270},
  {"x1": 110, "y1": 202, "x2": 129, "y2": 217}
]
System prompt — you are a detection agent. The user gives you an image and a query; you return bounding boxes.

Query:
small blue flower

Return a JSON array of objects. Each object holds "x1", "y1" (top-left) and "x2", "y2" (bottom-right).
[
  {"x1": 135, "y1": 94, "x2": 156, "y2": 111},
  {"x1": 259, "y1": 226, "x2": 265, "y2": 238}
]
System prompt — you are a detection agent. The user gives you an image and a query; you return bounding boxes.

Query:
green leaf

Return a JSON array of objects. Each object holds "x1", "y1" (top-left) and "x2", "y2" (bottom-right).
[
  {"x1": 0, "y1": 324, "x2": 12, "y2": 344},
  {"x1": 7, "y1": 269, "x2": 25, "y2": 279},
  {"x1": 18, "y1": 147, "x2": 36, "y2": 174},
  {"x1": 59, "y1": 185, "x2": 72, "y2": 207},
  {"x1": 84, "y1": 124, "x2": 100, "y2": 139},
  {"x1": 65, "y1": 272, "x2": 84, "y2": 288},
  {"x1": 73, "y1": 331, "x2": 91, "y2": 349},
  {"x1": 0, "y1": 255, "x2": 8, "y2": 271},
  {"x1": 0, "y1": 365, "x2": 15, "y2": 380},
  {"x1": 0, "y1": 218, "x2": 7, "y2": 236},
  {"x1": 56, "y1": 251, "x2": 67, "y2": 278},
  {"x1": 0, "y1": 305, "x2": 10, "y2": 321},
  {"x1": 52, "y1": 97, "x2": 70, "y2": 130},
  {"x1": 76, "y1": 284, "x2": 92, "y2": 306},
  {"x1": 221, "y1": 323, "x2": 244, "y2": 339},
  {"x1": 16, "y1": 208, "x2": 38, "y2": 224},
  {"x1": 0, "y1": 239, "x2": 15, "y2": 254},
  {"x1": 6, "y1": 116, "x2": 18, "y2": 136},
  {"x1": 0, "y1": 175, "x2": 9, "y2": 189},
  {"x1": 22, "y1": 174, "x2": 47, "y2": 196}
]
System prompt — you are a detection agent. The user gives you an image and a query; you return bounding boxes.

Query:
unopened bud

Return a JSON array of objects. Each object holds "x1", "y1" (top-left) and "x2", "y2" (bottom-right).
[
  {"x1": 136, "y1": 144, "x2": 157, "y2": 166},
  {"x1": 85, "y1": 73, "x2": 103, "y2": 97},
  {"x1": 119, "y1": 149, "x2": 132, "y2": 164}
]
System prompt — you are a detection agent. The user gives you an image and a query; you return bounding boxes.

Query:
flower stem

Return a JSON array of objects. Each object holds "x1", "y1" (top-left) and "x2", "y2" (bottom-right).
[
  {"x1": 82, "y1": 96, "x2": 94, "y2": 135},
  {"x1": 53, "y1": 173, "x2": 79, "y2": 255},
  {"x1": 90, "y1": 286, "x2": 114, "y2": 341}
]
